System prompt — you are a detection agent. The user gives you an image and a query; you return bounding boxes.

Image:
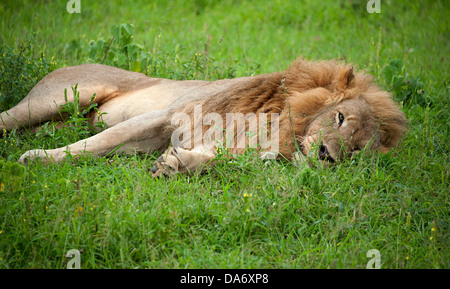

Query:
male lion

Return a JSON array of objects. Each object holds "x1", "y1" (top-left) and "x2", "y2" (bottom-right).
[{"x1": 0, "y1": 57, "x2": 407, "y2": 176}]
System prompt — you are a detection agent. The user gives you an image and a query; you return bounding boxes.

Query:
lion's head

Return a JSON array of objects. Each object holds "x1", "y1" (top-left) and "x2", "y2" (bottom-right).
[{"x1": 280, "y1": 58, "x2": 408, "y2": 163}]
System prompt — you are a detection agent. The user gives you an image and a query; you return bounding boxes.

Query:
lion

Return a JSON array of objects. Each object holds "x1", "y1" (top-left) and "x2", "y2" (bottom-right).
[{"x1": 0, "y1": 57, "x2": 407, "y2": 176}]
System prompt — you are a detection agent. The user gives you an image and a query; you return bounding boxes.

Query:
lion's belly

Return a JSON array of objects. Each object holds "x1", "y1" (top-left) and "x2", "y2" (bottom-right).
[
  {"x1": 92, "y1": 86, "x2": 180, "y2": 127},
  {"x1": 91, "y1": 77, "x2": 252, "y2": 128}
]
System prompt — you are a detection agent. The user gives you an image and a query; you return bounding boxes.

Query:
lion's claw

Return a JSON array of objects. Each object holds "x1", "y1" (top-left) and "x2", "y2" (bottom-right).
[{"x1": 151, "y1": 149, "x2": 179, "y2": 178}]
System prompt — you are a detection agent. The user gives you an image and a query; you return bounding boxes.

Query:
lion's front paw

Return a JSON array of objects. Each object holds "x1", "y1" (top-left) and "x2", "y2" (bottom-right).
[
  {"x1": 18, "y1": 149, "x2": 48, "y2": 165},
  {"x1": 151, "y1": 146, "x2": 216, "y2": 177},
  {"x1": 151, "y1": 148, "x2": 180, "y2": 178}
]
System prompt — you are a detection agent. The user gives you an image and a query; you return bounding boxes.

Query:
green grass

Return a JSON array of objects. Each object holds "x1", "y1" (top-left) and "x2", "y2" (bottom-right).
[{"x1": 0, "y1": 0, "x2": 449, "y2": 268}]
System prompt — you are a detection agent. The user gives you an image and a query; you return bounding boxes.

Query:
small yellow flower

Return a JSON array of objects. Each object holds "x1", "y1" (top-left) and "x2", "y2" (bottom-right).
[
  {"x1": 0, "y1": 183, "x2": 4, "y2": 192},
  {"x1": 431, "y1": 227, "x2": 435, "y2": 232},
  {"x1": 430, "y1": 236, "x2": 433, "y2": 240},
  {"x1": 74, "y1": 206, "x2": 83, "y2": 217},
  {"x1": 246, "y1": 208, "x2": 250, "y2": 213},
  {"x1": 243, "y1": 193, "x2": 248, "y2": 198},
  {"x1": 405, "y1": 256, "x2": 409, "y2": 260}
]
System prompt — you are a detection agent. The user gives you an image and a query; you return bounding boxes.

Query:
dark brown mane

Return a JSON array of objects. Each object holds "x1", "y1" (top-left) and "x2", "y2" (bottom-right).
[{"x1": 175, "y1": 57, "x2": 407, "y2": 157}]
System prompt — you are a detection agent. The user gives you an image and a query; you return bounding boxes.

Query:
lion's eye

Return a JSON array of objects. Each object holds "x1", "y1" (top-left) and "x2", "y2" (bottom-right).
[{"x1": 337, "y1": 112, "x2": 344, "y2": 126}]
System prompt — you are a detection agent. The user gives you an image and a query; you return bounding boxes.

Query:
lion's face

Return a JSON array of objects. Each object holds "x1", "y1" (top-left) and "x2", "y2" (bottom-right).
[{"x1": 301, "y1": 98, "x2": 380, "y2": 163}]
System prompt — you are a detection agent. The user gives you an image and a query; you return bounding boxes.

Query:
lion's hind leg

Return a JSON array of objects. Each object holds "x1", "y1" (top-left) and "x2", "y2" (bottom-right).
[
  {"x1": 0, "y1": 64, "x2": 120, "y2": 131},
  {"x1": 151, "y1": 146, "x2": 216, "y2": 177}
]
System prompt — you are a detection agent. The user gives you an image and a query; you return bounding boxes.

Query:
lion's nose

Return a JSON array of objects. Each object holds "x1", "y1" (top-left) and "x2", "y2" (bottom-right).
[
  {"x1": 318, "y1": 144, "x2": 335, "y2": 163},
  {"x1": 319, "y1": 144, "x2": 328, "y2": 159}
]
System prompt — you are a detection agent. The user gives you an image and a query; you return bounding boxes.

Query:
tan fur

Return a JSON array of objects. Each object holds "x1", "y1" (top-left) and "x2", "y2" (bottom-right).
[{"x1": 0, "y1": 58, "x2": 407, "y2": 175}]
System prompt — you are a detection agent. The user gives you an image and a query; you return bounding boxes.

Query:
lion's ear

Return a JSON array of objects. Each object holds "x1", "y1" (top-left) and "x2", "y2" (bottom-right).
[
  {"x1": 345, "y1": 66, "x2": 355, "y2": 86},
  {"x1": 335, "y1": 65, "x2": 355, "y2": 91}
]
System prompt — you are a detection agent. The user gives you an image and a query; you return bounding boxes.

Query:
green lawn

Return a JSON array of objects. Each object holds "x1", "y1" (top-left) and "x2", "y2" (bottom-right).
[{"x1": 0, "y1": 0, "x2": 448, "y2": 268}]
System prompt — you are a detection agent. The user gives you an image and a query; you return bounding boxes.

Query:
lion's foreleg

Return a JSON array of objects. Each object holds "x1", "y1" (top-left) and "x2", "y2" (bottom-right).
[{"x1": 18, "y1": 111, "x2": 171, "y2": 164}]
